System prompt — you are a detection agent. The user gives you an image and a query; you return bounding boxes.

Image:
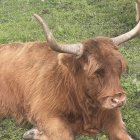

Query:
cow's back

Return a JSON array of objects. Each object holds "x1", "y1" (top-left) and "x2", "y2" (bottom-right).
[{"x1": 0, "y1": 42, "x2": 58, "y2": 122}]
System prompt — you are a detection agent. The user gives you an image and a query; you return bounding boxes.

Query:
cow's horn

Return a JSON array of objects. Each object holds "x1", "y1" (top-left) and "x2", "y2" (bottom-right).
[
  {"x1": 112, "y1": 0, "x2": 140, "y2": 47},
  {"x1": 112, "y1": 20, "x2": 140, "y2": 47},
  {"x1": 34, "y1": 14, "x2": 84, "y2": 56},
  {"x1": 136, "y1": 0, "x2": 140, "y2": 22}
]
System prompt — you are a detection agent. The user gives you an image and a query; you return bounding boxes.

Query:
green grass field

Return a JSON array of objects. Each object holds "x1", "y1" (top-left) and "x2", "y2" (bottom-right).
[{"x1": 0, "y1": 0, "x2": 140, "y2": 139}]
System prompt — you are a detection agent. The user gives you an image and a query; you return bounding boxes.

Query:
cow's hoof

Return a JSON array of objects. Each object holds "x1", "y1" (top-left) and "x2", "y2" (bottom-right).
[{"x1": 23, "y1": 128, "x2": 43, "y2": 140}]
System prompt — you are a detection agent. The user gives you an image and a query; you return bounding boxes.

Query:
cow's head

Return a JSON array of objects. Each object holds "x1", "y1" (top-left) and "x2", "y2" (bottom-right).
[
  {"x1": 34, "y1": 14, "x2": 140, "y2": 109},
  {"x1": 82, "y1": 38, "x2": 128, "y2": 109}
]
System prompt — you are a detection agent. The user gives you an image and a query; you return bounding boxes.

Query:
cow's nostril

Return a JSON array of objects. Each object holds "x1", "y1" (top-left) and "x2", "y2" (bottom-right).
[
  {"x1": 117, "y1": 92, "x2": 122, "y2": 97},
  {"x1": 115, "y1": 92, "x2": 126, "y2": 101},
  {"x1": 111, "y1": 98, "x2": 119, "y2": 104},
  {"x1": 116, "y1": 92, "x2": 124, "y2": 97}
]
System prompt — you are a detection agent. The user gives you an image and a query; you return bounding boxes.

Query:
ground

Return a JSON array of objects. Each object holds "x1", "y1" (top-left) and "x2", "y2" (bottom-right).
[{"x1": 0, "y1": 0, "x2": 140, "y2": 140}]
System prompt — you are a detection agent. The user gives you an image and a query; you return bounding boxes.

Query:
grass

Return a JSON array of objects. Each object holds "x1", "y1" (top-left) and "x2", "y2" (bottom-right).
[{"x1": 0, "y1": 0, "x2": 140, "y2": 139}]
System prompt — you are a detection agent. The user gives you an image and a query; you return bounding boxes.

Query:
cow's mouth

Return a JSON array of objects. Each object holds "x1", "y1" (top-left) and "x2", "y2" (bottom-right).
[{"x1": 100, "y1": 93, "x2": 126, "y2": 109}]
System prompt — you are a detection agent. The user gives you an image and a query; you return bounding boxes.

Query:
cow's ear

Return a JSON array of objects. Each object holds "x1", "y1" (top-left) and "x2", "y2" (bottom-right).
[{"x1": 58, "y1": 53, "x2": 82, "y2": 73}]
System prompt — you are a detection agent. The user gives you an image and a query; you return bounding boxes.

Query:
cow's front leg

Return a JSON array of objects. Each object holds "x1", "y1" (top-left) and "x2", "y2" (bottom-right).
[
  {"x1": 23, "y1": 117, "x2": 73, "y2": 140},
  {"x1": 102, "y1": 109, "x2": 133, "y2": 140},
  {"x1": 31, "y1": 116, "x2": 74, "y2": 140},
  {"x1": 23, "y1": 128, "x2": 47, "y2": 140}
]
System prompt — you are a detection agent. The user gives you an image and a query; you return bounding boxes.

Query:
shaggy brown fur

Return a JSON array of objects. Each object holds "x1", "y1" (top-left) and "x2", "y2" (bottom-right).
[{"x1": 0, "y1": 38, "x2": 132, "y2": 140}]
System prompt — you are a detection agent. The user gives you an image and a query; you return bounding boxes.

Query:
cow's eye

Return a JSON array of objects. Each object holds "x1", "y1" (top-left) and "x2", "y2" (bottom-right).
[{"x1": 95, "y1": 68, "x2": 105, "y2": 77}]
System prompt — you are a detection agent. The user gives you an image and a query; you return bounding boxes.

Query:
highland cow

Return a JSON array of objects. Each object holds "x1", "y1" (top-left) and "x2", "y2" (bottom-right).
[{"x1": 0, "y1": 6, "x2": 140, "y2": 140}]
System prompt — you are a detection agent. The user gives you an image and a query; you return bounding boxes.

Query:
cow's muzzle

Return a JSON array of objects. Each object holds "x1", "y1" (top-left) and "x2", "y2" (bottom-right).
[
  {"x1": 110, "y1": 93, "x2": 126, "y2": 108},
  {"x1": 101, "y1": 92, "x2": 126, "y2": 109}
]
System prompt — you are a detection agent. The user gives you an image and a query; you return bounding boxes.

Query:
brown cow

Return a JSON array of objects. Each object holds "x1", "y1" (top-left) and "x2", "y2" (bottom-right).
[{"x1": 0, "y1": 11, "x2": 140, "y2": 140}]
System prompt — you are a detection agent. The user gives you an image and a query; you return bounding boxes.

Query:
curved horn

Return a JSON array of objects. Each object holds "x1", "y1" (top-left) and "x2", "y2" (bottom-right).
[
  {"x1": 33, "y1": 14, "x2": 84, "y2": 56},
  {"x1": 112, "y1": 0, "x2": 140, "y2": 47},
  {"x1": 112, "y1": 21, "x2": 140, "y2": 47},
  {"x1": 136, "y1": 0, "x2": 140, "y2": 22}
]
